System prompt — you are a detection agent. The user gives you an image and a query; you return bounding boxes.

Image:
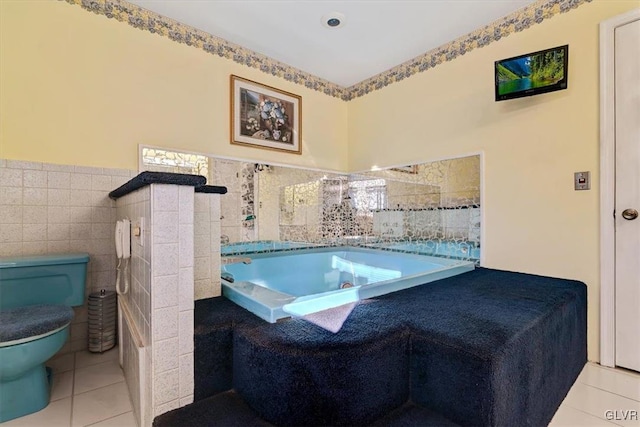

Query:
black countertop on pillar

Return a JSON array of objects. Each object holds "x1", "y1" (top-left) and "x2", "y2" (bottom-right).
[{"x1": 109, "y1": 171, "x2": 223, "y2": 200}]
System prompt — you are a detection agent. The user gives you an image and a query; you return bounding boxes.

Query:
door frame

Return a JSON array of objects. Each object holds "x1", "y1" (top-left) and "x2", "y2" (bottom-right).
[{"x1": 599, "y1": 8, "x2": 640, "y2": 368}]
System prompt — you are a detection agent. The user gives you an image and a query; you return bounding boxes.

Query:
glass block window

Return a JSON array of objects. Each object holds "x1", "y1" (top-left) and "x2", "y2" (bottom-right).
[{"x1": 141, "y1": 147, "x2": 209, "y2": 182}]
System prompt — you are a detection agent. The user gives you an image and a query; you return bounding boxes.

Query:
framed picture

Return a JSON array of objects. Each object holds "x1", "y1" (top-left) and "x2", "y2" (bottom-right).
[
  {"x1": 230, "y1": 75, "x2": 302, "y2": 154},
  {"x1": 391, "y1": 165, "x2": 418, "y2": 174}
]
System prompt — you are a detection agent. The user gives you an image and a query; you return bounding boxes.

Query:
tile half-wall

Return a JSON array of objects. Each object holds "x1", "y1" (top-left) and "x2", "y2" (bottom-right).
[
  {"x1": 0, "y1": 158, "x2": 136, "y2": 354},
  {"x1": 115, "y1": 183, "x2": 196, "y2": 423}
]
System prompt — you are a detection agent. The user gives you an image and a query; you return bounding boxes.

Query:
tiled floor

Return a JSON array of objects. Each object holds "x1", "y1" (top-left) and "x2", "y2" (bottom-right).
[
  {"x1": 551, "y1": 363, "x2": 640, "y2": 426},
  {"x1": 3, "y1": 354, "x2": 638, "y2": 427},
  {"x1": 3, "y1": 347, "x2": 136, "y2": 427}
]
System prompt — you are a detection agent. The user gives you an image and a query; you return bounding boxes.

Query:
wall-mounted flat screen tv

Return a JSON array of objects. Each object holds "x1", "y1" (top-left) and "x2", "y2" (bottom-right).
[{"x1": 495, "y1": 45, "x2": 568, "y2": 101}]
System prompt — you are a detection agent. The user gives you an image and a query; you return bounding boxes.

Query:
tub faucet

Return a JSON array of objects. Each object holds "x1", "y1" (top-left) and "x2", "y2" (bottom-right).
[
  {"x1": 221, "y1": 235, "x2": 229, "y2": 244},
  {"x1": 222, "y1": 257, "x2": 252, "y2": 265}
]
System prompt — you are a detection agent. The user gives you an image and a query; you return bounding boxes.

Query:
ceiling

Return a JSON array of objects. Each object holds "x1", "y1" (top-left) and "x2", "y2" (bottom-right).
[{"x1": 128, "y1": 0, "x2": 537, "y2": 88}]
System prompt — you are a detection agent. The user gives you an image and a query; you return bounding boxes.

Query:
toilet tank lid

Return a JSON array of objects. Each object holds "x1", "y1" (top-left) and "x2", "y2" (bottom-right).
[{"x1": 0, "y1": 253, "x2": 90, "y2": 269}]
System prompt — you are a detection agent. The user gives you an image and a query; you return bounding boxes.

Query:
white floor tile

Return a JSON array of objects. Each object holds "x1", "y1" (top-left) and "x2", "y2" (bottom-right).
[
  {"x1": 86, "y1": 411, "x2": 137, "y2": 427},
  {"x1": 47, "y1": 352, "x2": 76, "y2": 374},
  {"x1": 2, "y1": 397, "x2": 72, "y2": 427},
  {"x1": 578, "y1": 363, "x2": 640, "y2": 402},
  {"x1": 71, "y1": 382, "x2": 133, "y2": 427},
  {"x1": 550, "y1": 405, "x2": 621, "y2": 426},
  {"x1": 51, "y1": 371, "x2": 74, "y2": 402},
  {"x1": 75, "y1": 348, "x2": 119, "y2": 370},
  {"x1": 74, "y1": 360, "x2": 124, "y2": 395},
  {"x1": 563, "y1": 382, "x2": 640, "y2": 427}
]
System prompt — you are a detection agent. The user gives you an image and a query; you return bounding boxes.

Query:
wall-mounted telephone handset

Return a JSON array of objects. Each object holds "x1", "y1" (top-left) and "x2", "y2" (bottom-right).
[
  {"x1": 115, "y1": 219, "x2": 131, "y2": 295},
  {"x1": 115, "y1": 219, "x2": 131, "y2": 260}
]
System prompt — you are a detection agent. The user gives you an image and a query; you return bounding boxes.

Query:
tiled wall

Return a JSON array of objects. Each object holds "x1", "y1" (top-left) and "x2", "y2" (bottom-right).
[
  {"x1": 211, "y1": 158, "x2": 253, "y2": 243},
  {"x1": 0, "y1": 158, "x2": 136, "y2": 355},
  {"x1": 115, "y1": 186, "x2": 151, "y2": 426},
  {"x1": 149, "y1": 184, "x2": 195, "y2": 416},
  {"x1": 194, "y1": 193, "x2": 222, "y2": 300},
  {"x1": 115, "y1": 183, "x2": 196, "y2": 422}
]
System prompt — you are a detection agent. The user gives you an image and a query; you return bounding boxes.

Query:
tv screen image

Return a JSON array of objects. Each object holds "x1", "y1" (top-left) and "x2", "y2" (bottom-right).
[{"x1": 495, "y1": 45, "x2": 568, "y2": 101}]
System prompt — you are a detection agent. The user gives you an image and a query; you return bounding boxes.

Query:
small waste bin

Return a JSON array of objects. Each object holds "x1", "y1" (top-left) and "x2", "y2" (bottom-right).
[{"x1": 87, "y1": 289, "x2": 117, "y2": 353}]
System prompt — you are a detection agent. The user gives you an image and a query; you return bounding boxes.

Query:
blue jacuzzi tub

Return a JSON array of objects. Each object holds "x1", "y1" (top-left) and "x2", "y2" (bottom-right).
[{"x1": 221, "y1": 246, "x2": 474, "y2": 322}]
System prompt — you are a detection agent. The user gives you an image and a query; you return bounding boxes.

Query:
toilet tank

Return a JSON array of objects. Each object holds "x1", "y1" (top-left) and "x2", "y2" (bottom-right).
[{"x1": 0, "y1": 253, "x2": 90, "y2": 310}]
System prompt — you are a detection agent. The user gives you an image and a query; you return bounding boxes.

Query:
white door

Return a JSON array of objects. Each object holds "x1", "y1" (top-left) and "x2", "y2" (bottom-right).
[{"x1": 614, "y1": 18, "x2": 640, "y2": 372}]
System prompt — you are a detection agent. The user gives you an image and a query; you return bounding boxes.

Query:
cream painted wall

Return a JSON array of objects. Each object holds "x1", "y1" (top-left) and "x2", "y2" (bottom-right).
[
  {"x1": 0, "y1": 1, "x2": 348, "y2": 172},
  {"x1": 348, "y1": 1, "x2": 640, "y2": 361}
]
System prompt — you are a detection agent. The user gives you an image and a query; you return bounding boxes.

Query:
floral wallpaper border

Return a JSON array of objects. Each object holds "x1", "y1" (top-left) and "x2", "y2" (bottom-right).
[{"x1": 65, "y1": 0, "x2": 591, "y2": 101}]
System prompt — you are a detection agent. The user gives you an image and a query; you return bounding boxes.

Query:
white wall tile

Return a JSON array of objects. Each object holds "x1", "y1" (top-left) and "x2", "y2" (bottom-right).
[
  {"x1": 48, "y1": 223, "x2": 70, "y2": 241},
  {"x1": 179, "y1": 187, "x2": 194, "y2": 224},
  {"x1": 0, "y1": 242, "x2": 22, "y2": 256},
  {"x1": 91, "y1": 223, "x2": 112, "y2": 239},
  {"x1": 0, "y1": 168, "x2": 23, "y2": 187},
  {"x1": 0, "y1": 205, "x2": 22, "y2": 224},
  {"x1": 178, "y1": 354, "x2": 194, "y2": 398},
  {"x1": 153, "y1": 243, "x2": 179, "y2": 277},
  {"x1": 43, "y1": 163, "x2": 72, "y2": 172},
  {"x1": 153, "y1": 306, "x2": 178, "y2": 341},
  {"x1": 7, "y1": 160, "x2": 42, "y2": 170},
  {"x1": 23, "y1": 170, "x2": 48, "y2": 188},
  {"x1": 69, "y1": 206, "x2": 93, "y2": 223},
  {"x1": 153, "y1": 275, "x2": 178, "y2": 309},
  {"x1": 178, "y1": 267, "x2": 194, "y2": 311},
  {"x1": 111, "y1": 175, "x2": 130, "y2": 189},
  {"x1": 194, "y1": 257, "x2": 211, "y2": 281},
  {"x1": 153, "y1": 185, "x2": 179, "y2": 212},
  {"x1": 23, "y1": 188, "x2": 47, "y2": 206},
  {"x1": 1, "y1": 187, "x2": 22, "y2": 205},
  {"x1": 70, "y1": 173, "x2": 93, "y2": 190},
  {"x1": 48, "y1": 206, "x2": 70, "y2": 224},
  {"x1": 21, "y1": 241, "x2": 47, "y2": 255},
  {"x1": 179, "y1": 395, "x2": 194, "y2": 407},
  {"x1": 154, "y1": 369, "x2": 180, "y2": 407},
  {"x1": 92, "y1": 207, "x2": 112, "y2": 223},
  {"x1": 91, "y1": 174, "x2": 113, "y2": 191},
  {"x1": 48, "y1": 189, "x2": 70, "y2": 206},
  {"x1": 154, "y1": 399, "x2": 179, "y2": 418},
  {"x1": 178, "y1": 225, "x2": 193, "y2": 268},
  {"x1": 153, "y1": 211, "x2": 179, "y2": 244},
  {"x1": 0, "y1": 223, "x2": 22, "y2": 243},
  {"x1": 178, "y1": 311, "x2": 194, "y2": 355},
  {"x1": 47, "y1": 171, "x2": 70, "y2": 189},
  {"x1": 154, "y1": 338, "x2": 179, "y2": 374},
  {"x1": 47, "y1": 240, "x2": 70, "y2": 253},
  {"x1": 23, "y1": 224, "x2": 47, "y2": 242}
]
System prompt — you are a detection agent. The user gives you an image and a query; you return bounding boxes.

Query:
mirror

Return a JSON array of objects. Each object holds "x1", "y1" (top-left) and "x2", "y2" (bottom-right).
[{"x1": 141, "y1": 147, "x2": 480, "y2": 262}]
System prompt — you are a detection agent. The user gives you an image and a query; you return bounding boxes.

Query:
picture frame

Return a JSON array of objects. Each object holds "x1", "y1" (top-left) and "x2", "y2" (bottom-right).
[
  {"x1": 391, "y1": 165, "x2": 418, "y2": 174},
  {"x1": 230, "y1": 75, "x2": 302, "y2": 154}
]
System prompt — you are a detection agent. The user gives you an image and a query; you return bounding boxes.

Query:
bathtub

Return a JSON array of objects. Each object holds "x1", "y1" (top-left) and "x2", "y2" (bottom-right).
[
  {"x1": 221, "y1": 240, "x2": 319, "y2": 256},
  {"x1": 363, "y1": 240, "x2": 480, "y2": 262},
  {"x1": 221, "y1": 246, "x2": 474, "y2": 322}
]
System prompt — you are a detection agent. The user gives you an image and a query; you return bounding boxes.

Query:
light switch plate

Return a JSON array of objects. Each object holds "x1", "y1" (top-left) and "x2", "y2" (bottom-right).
[{"x1": 574, "y1": 171, "x2": 590, "y2": 191}]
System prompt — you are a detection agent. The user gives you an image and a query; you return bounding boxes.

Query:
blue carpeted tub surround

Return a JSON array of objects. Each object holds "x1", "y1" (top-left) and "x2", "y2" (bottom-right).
[{"x1": 155, "y1": 267, "x2": 587, "y2": 427}]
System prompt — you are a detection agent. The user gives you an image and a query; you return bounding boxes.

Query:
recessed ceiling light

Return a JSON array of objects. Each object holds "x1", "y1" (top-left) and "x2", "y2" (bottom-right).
[{"x1": 322, "y1": 12, "x2": 346, "y2": 29}]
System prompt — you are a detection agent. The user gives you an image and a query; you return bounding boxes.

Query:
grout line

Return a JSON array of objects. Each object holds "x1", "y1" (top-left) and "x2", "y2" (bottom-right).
[
  {"x1": 589, "y1": 363, "x2": 640, "y2": 380},
  {"x1": 73, "y1": 378, "x2": 126, "y2": 398},
  {"x1": 576, "y1": 383, "x2": 640, "y2": 404},
  {"x1": 577, "y1": 368, "x2": 640, "y2": 403},
  {"x1": 564, "y1": 383, "x2": 637, "y2": 425},
  {"x1": 560, "y1": 405, "x2": 625, "y2": 427},
  {"x1": 69, "y1": 352, "x2": 76, "y2": 427},
  {"x1": 83, "y1": 410, "x2": 133, "y2": 427}
]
